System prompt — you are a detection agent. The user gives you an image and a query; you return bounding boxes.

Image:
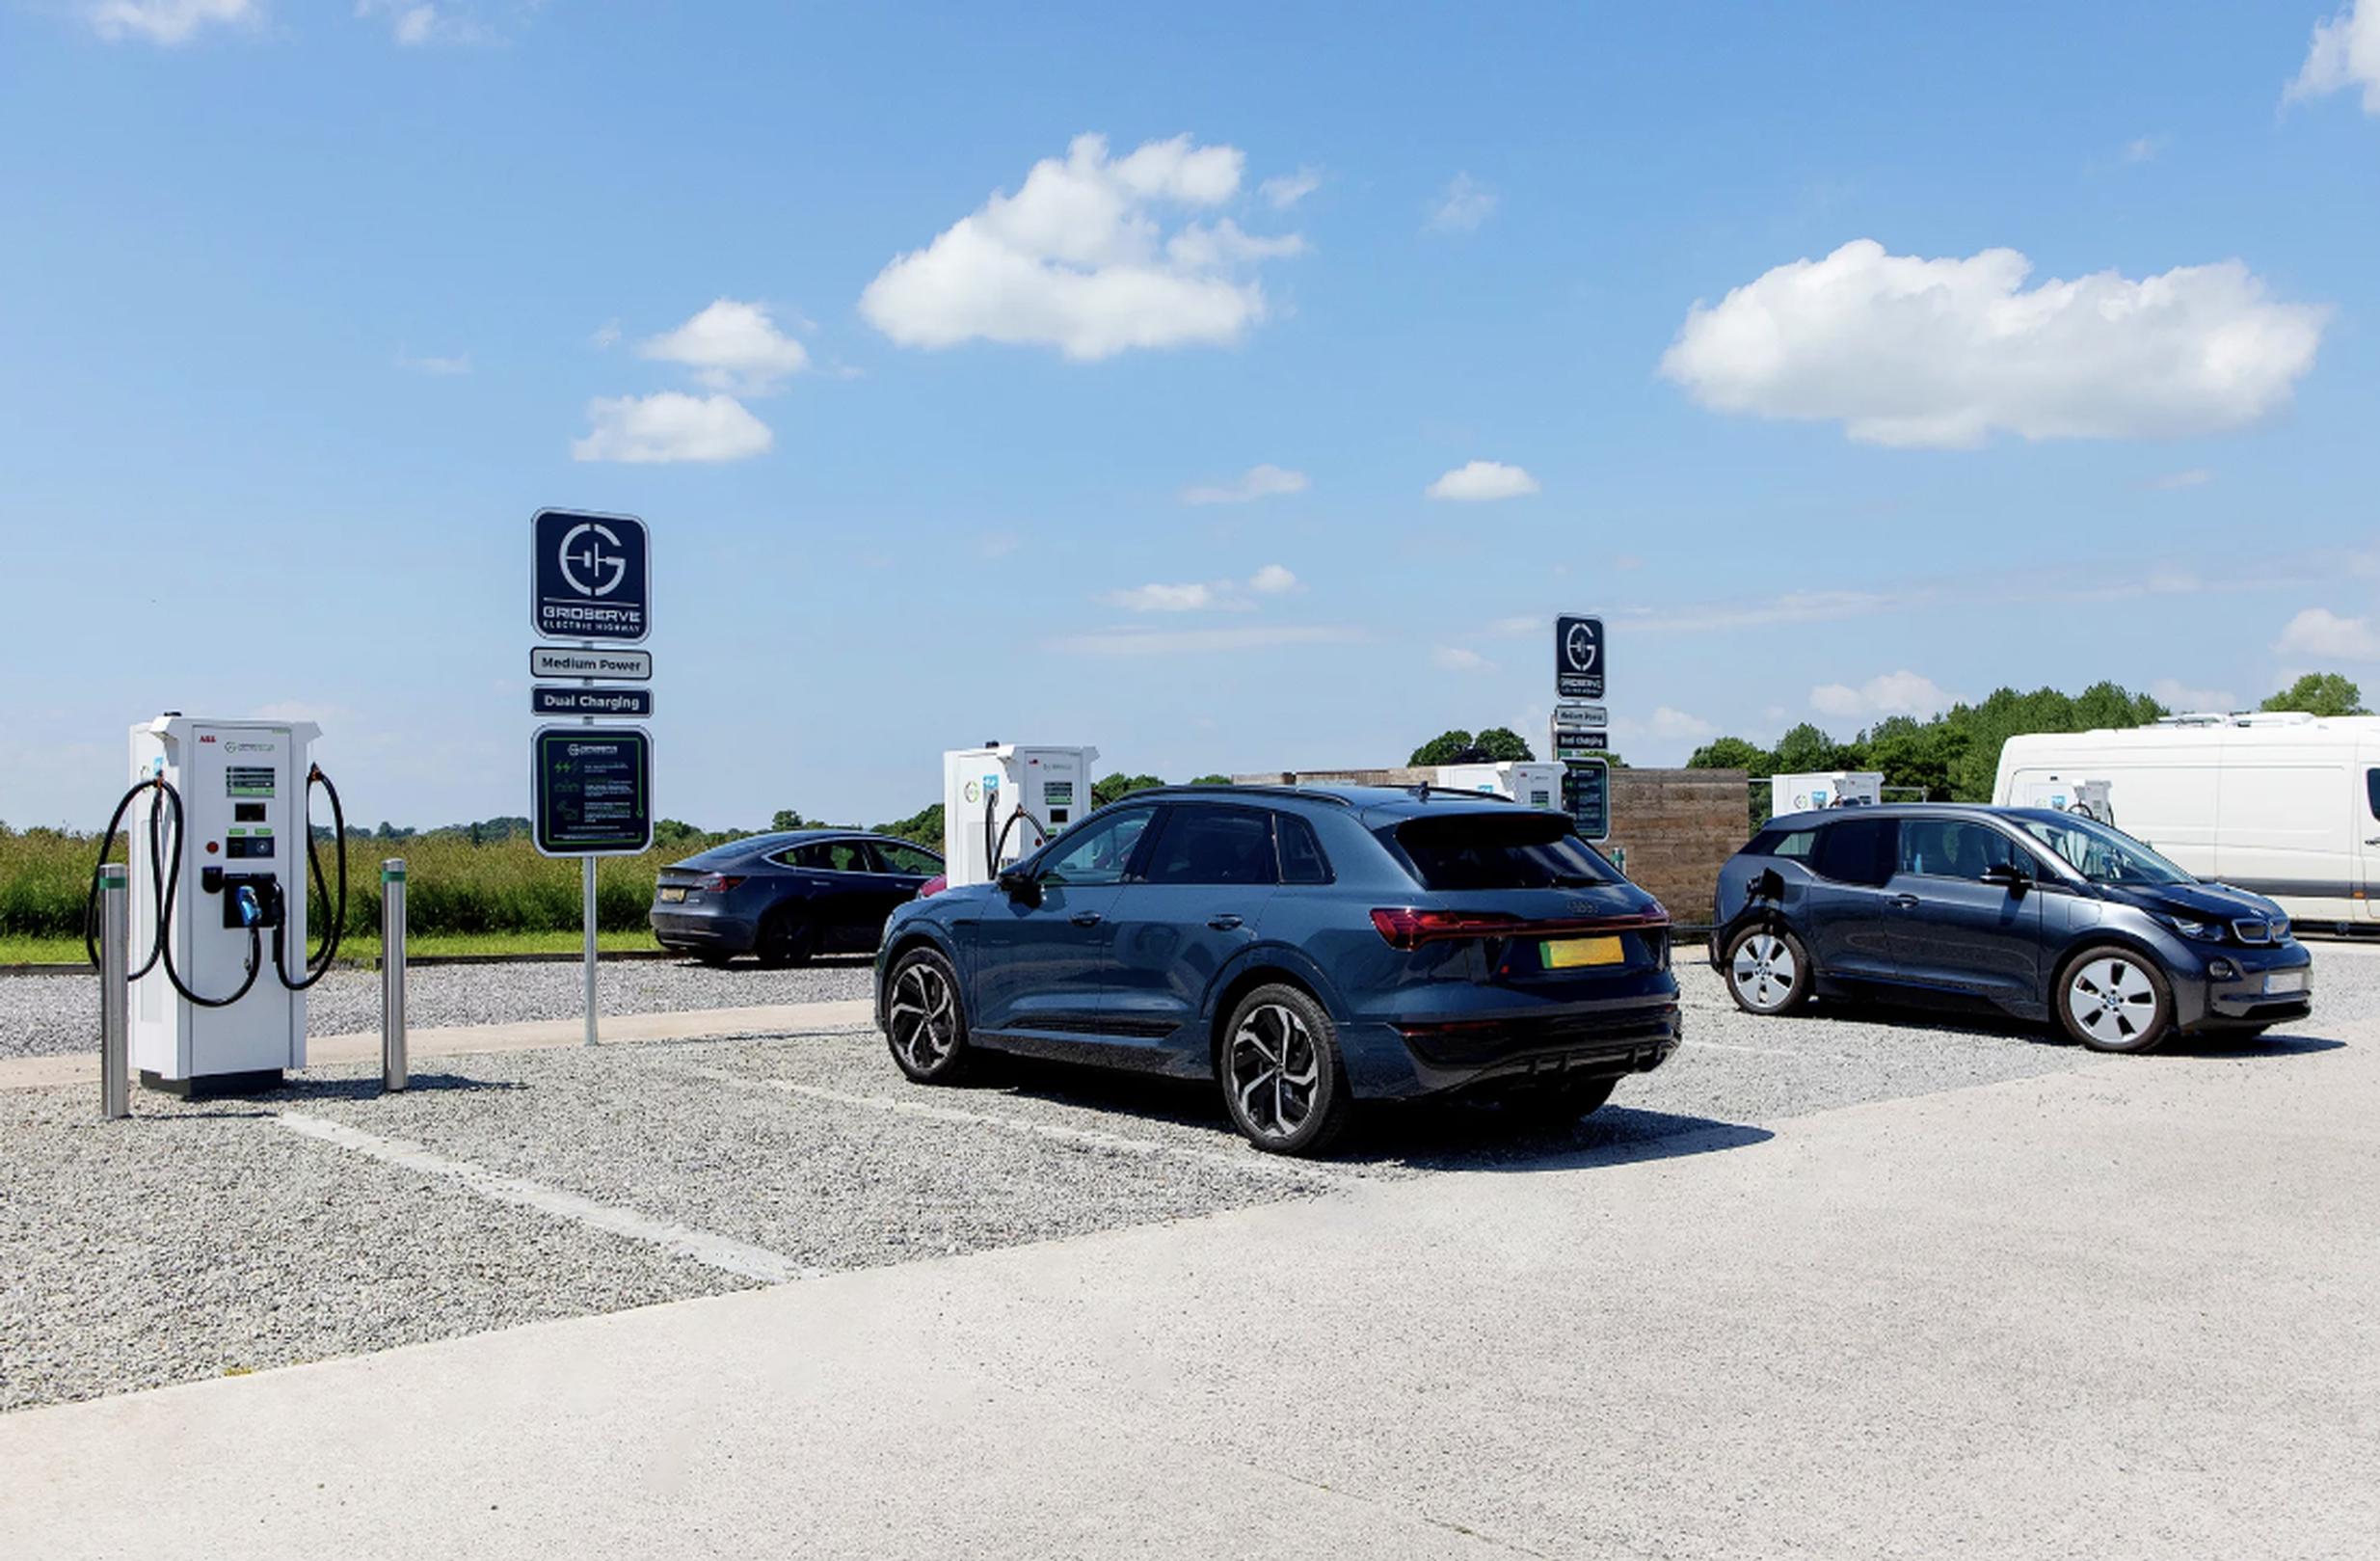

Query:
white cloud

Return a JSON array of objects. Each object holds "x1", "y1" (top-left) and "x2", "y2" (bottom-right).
[
  {"x1": 1106, "y1": 565, "x2": 1297, "y2": 613},
  {"x1": 1259, "y1": 168, "x2": 1322, "y2": 209},
  {"x1": 2149, "y1": 468, "x2": 2212, "y2": 490},
  {"x1": 1432, "y1": 646, "x2": 1495, "y2": 672},
  {"x1": 571, "y1": 392, "x2": 773, "y2": 464},
  {"x1": 1428, "y1": 173, "x2": 1496, "y2": 233},
  {"x1": 84, "y1": 0, "x2": 254, "y2": 43},
  {"x1": 1646, "y1": 706, "x2": 1718, "y2": 740},
  {"x1": 2275, "y1": 606, "x2": 2380, "y2": 660},
  {"x1": 1659, "y1": 238, "x2": 2327, "y2": 447},
  {"x1": 2121, "y1": 134, "x2": 2167, "y2": 163},
  {"x1": 1427, "y1": 461, "x2": 1539, "y2": 501},
  {"x1": 355, "y1": 1, "x2": 498, "y2": 46},
  {"x1": 1046, "y1": 625, "x2": 1362, "y2": 657},
  {"x1": 2149, "y1": 678, "x2": 2237, "y2": 713},
  {"x1": 2288, "y1": 0, "x2": 2380, "y2": 112},
  {"x1": 639, "y1": 300, "x2": 809, "y2": 394},
  {"x1": 859, "y1": 133, "x2": 1303, "y2": 361},
  {"x1": 1809, "y1": 670, "x2": 1955, "y2": 720},
  {"x1": 394, "y1": 350, "x2": 470, "y2": 375},
  {"x1": 591, "y1": 320, "x2": 622, "y2": 349},
  {"x1": 1182, "y1": 463, "x2": 1308, "y2": 505}
]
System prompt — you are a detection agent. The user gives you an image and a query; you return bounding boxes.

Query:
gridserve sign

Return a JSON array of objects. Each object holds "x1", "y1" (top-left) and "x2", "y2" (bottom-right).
[{"x1": 533, "y1": 508, "x2": 650, "y2": 643}]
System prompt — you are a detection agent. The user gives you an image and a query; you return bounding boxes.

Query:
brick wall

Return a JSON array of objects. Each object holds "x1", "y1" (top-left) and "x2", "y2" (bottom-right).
[{"x1": 1231, "y1": 765, "x2": 1753, "y2": 926}]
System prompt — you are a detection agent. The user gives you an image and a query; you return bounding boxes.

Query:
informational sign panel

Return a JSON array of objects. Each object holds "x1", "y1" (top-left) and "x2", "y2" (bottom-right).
[
  {"x1": 530, "y1": 645, "x2": 653, "y2": 681},
  {"x1": 533, "y1": 686, "x2": 653, "y2": 718},
  {"x1": 532, "y1": 726, "x2": 654, "y2": 857},
  {"x1": 1555, "y1": 614, "x2": 1605, "y2": 699},
  {"x1": 532, "y1": 508, "x2": 650, "y2": 644},
  {"x1": 1551, "y1": 725, "x2": 1611, "y2": 762},
  {"x1": 1563, "y1": 758, "x2": 1611, "y2": 843}
]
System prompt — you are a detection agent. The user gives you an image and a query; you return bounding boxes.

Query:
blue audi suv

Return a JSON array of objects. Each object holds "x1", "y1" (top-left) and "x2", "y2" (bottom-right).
[
  {"x1": 1710, "y1": 804, "x2": 2313, "y2": 1051},
  {"x1": 873, "y1": 784, "x2": 1680, "y2": 1155}
]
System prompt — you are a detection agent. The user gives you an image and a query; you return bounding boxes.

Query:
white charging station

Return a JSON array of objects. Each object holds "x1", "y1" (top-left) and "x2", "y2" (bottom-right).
[
  {"x1": 2013, "y1": 773, "x2": 2115, "y2": 823},
  {"x1": 126, "y1": 715, "x2": 320, "y2": 1093},
  {"x1": 1435, "y1": 761, "x2": 1565, "y2": 811},
  {"x1": 1770, "y1": 770, "x2": 1884, "y2": 816},
  {"x1": 942, "y1": 743, "x2": 1098, "y2": 887}
]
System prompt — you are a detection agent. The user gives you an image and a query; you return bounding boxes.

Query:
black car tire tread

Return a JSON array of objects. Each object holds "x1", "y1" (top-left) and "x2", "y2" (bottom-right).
[{"x1": 1217, "y1": 982, "x2": 1354, "y2": 1158}]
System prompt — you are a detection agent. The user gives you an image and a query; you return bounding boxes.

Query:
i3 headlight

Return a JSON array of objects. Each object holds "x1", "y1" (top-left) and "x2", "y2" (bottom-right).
[{"x1": 2153, "y1": 912, "x2": 2218, "y2": 941}]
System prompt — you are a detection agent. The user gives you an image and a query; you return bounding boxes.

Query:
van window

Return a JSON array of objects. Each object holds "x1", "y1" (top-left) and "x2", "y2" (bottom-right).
[
  {"x1": 2368, "y1": 768, "x2": 2379, "y2": 822},
  {"x1": 1810, "y1": 818, "x2": 1897, "y2": 888}
]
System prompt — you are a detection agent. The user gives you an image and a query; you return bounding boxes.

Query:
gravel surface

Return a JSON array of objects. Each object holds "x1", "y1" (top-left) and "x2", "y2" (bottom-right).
[
  {"x1": 0, "y1": 956, "x2": 875, "y2": 1061},
  {"x1": 3, "y1": 947, "x2": 2364, "y2": 1413}
]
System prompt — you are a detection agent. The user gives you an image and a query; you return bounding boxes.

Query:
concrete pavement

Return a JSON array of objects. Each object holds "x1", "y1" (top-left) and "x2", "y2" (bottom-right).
[{"x1": 3, "y1": 983, "x2": 2371, "y2": 1558}]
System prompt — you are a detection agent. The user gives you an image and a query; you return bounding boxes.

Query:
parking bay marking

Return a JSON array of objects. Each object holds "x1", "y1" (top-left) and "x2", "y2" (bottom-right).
[
  {"x1": 684, "y1": 1067, "x2": 1358, "y2": 1186},
  {"x1": 275, "y1": 1112, "x2": 817, "y2": 1284}
]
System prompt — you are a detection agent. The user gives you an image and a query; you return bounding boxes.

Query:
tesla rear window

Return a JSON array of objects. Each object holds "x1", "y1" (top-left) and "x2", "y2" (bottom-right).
[{"x1": 1389, "y1": 814, "x2": 1615, "y2": 891}]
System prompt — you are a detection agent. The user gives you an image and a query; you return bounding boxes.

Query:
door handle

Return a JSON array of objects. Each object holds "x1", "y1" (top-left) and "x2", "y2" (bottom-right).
[
  {"x1": 1070, "y1": 911, "x2": 1104, "y2": 927},
  {"x1": 1207, "y1": 914, "x2": 1244, "y2": 931},
  {"x1": 1886, "y1": 894, "x2": 1920, "y2": 909}
]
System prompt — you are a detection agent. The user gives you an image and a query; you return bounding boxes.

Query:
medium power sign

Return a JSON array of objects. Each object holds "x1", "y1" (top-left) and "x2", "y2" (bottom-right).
[
  {"x1": 532, "y1": 726, "x2": 654, "y2": 856},
  {"x1": 532, "y1": 508, "x2": 650, "y2": 643}
]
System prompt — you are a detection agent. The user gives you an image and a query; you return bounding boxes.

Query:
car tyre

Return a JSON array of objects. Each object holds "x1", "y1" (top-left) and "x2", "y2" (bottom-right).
[
  {"x1": 883, "y1": 946, "x2": 973, "y2": 1084},
  {"x1": 1218, "y1": 983, "x2": 1354, "y2": 1157},
  {"x1": 756, "y1": 911, "x2": 815, "y2": 969},
  {"x1": 1724, "y1": 924, "x2": 1812, "y2": 1015},
  {"x1": 2055, "y1": 945, "x2": 2174, "y2": 1054}
]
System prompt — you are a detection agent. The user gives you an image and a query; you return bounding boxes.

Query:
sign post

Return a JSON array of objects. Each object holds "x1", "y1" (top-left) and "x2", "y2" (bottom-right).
[
  {"x1": 529, "y1": 508, "x2": 652, "y2": 1049},
  {"x1": 1553, "y1": 615, "x2": 1610, "y2": 844}
]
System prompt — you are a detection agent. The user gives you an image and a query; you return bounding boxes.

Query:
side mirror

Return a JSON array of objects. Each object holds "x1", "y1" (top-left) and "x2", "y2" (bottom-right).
[
  {"x1": 1980, "y1": 861, "x2": 2030, "y2": 893},
  {"x1": 996, "y1": 867, "x2": 1041, "y2": 903}
]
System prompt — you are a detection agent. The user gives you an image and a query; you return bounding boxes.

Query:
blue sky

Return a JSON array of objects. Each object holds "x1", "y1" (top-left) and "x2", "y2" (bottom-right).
[{"x1": 3, "y1": 0, "x2": 2377, "y2": 832}]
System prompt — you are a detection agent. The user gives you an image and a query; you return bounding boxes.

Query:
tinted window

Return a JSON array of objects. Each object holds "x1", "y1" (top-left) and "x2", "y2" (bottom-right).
[
  {"x1": 1748, "y1": 827, "x2": 1815, "y2": 860},
  {"x1": 1392, "y1": 813, "x2": 1615, "y2": 891},
  {"x1": 1277, "y1": 814, "x2": 1332, "y2": 884},
  {"x1": 783, "y1": 841, "x2": 871, "y2": 873},
  {"x1": 1037, "y1": 809, "x2": 1154, "y2": 887},
  {"x1": 871, "y1": 840, "x2": 943, "y2": 876},
  {"x1": 2369, "y1": 767, "x2": 2379, "y2": 821},
  {"x1": 1897, "y1": 820, "x2": 2019, "y2": 881},
  {"x1": 1811, "y1": 818, "x2": 1897, "y2": 887},
  {"x1": 1144, "y1": 807, "x2": 1279, "y2": 886}
]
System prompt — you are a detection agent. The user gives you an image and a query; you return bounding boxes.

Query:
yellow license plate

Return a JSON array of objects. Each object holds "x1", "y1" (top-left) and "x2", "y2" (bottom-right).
[
  {"x1": 659, "y1": 887, "x2": 686, "y2": 902},
  {"x1": 1539, "y1": 935, "x2": 1624, "y2": 969}
]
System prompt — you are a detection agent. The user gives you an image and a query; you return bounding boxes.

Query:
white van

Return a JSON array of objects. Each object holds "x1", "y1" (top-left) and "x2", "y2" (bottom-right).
[{"x1": 1994, "y1": 713, "x2": 2380, "y2": 928}]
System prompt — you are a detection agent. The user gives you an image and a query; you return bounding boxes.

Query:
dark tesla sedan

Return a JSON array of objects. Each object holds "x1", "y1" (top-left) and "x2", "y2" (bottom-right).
[
  {"x1": 872, "y1": 784, "x2": 1679, "y2": 1156},
  {"x1": 1709, "y1": 804, "x2": 2313, "y2": 1051},
  {"x1": 651, "y1": 829, "x2": 945, "y2": 966}
]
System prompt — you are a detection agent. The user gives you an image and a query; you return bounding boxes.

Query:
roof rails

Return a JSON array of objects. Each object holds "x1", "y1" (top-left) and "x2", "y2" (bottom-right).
[
  {"x1": 1122, "y1": 783, "x2": 1357, "y2": 808},
  {"x1": 2153, "y1": 711, "x2": 2318, "y2": 728}
]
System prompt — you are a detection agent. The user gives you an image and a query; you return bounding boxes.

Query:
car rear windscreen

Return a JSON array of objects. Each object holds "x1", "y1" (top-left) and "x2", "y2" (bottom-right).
[{"x1": 1389, "y1": 813, "x2": 1617, "y2": 891}]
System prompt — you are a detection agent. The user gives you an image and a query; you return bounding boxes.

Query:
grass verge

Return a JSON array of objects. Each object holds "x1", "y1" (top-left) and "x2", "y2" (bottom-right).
[{"x1": 0, "y1": 929, "x2": 670, "y2": 967}]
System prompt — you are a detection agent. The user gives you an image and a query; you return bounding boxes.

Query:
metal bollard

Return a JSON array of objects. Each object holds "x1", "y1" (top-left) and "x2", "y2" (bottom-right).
[
  {"x1": 382, "y1": 858, "x2": 408, "y2": 1091},
  {"x1": 99, "y1": 863, "x2": 128, "y2": 1119}
]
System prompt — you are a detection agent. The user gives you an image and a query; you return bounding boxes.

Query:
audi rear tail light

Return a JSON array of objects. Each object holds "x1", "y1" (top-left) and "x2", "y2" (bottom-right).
[{"x1": 1369, "y1": 907, "x2": 1522, "y2": 949}]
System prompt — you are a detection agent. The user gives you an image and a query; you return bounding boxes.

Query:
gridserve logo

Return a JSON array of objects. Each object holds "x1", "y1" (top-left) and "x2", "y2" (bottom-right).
[{"x1": 534, "y1": 509, "x2": 649, "y2": 643}]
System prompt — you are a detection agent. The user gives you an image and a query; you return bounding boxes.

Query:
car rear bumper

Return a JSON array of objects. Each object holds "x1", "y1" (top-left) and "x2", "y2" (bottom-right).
[
  {"x1": 1337, "y1": 991, "x2": 1683, "y2": 1099},
  {"x1": 648, "y1": 908, "x2": 760, "y2": 952}
]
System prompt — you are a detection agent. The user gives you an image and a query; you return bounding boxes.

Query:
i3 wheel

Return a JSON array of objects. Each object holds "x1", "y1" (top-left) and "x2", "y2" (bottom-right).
[
  {"x1": 2057, "y1": 947, "x2": 2173, "y2": 1054},
  {"x1": 1725, "y1": 925, "x2": 1811, "y2": 1015},
  {"x1": 1219, "y1": 983, "x2": 1353, "y2": 1157},
  {"x1": 884, "y1": 948, "x2": 973, "y2": 1083}
]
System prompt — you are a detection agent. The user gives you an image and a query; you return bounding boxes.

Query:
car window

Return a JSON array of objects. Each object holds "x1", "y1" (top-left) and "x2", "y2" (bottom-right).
[
  {"x1": 870, "y1": 840, "x2": 943, "y2": 876},
  {"x1": 2016, "y1": 815, "x2": 2194, "y2": 886},
  {"x1": 1773, "y1": 829, "x2": 1815, "y2": 860},
  {"x1": 1277, "y1": 813, "x2": 1333, "y2": 884},
  {"x1": 1897, "y1": 820, "x2": 2019, "y2": 881},
  {"x1": 1810, "y1": 818, "x2": 1897, "y2": 888},
  {"x1": 1037, "y1": 809, "x2": 1154, "y2": 887},
  {"x1": 1390, "y1": 812, "x2": 1615, "y2": 891},
  {"x1": 1144, "y1": 806, "x2": 1279, "y2": 886},
  {"x1": 779, "y1": 841, "x2": 871, "y2": 873}
]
